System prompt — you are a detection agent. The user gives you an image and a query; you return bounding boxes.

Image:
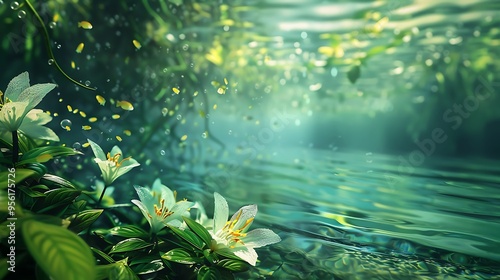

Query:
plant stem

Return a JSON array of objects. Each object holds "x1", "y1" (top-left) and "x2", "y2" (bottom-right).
[
  {"x1": 96, "y1": 185, "x2": 108, "y2": 208},
  {"x1": 12, "y1": 130, "x2": 18, "y2": 164}
]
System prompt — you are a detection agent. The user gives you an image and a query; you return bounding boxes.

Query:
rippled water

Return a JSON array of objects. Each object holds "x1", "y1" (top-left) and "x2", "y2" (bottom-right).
[{"x1": 190, "y1": 148, "x2": 500, "y2": 279}]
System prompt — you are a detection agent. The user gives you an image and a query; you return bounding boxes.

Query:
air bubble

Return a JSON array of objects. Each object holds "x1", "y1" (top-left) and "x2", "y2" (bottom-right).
[
  {"x1": 176, "y1": 114, "x2": 182, "y2": 120},
  {"x1": 48, "y1": 59, "x2": 55, "y2": 65},
  {"x1": 10, "y1": 1, "x2": 19, "y2": 10},
  {"x1": 85, "y1": 80, "x2": 91, "y2": 86},
  {"x1": 60, "y1": 119, "x2": 72, "y2": 130},
  {"x1": 49, "y1": 22, "x2": 57, "y2": 29},
  {"x1": 17, "y1": 10, "x2": 25, "y2": 19},
  {"x1": 72, "y1": 142, "x2": 81, "y2": 150},
  {"x1": 228, "y1": 130, "x2": 232, "y2": 135},
  {"x1": 160, "y1": 150, "x2": 166, "y2": 156},
  {"x1": 201, "y1": 132, "x2": 207, "y2": 138}
]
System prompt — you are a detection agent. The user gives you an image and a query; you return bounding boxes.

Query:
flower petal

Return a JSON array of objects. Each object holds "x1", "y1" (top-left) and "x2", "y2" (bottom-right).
[
  {"x1": 19, "y1": 109, "x2": 59, "y2": 141},
  {"x1": 242, "y1": 228, "x2": 281, "y2": 248},
  {"x1": 131, "y1": 199, "x2": 152, "y2": 225},
  {"x1": 0, "y1": 102, "x2": 30, "y2": 131},
  {"x1": 232, "y1": 246, "x2": 258, "y2": 266},
  {"x1": 87, "y1": 139, "x2": 107, "y2": 161},
  {"x1": 4, "y1": 72, "x2": 30, "y2": 102},
  {"x1": 230, "y1": 204, "x2": 257, "y2": 231},
  {"x1": 17, "y1": 83, "x2": 56, "y2": 110},
  {"x1": 213, "y1": 192, "x2": 229, "y2": 232}
]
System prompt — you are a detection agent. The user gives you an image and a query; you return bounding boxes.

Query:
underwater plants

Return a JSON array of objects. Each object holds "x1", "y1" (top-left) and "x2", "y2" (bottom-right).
[{"x1": 0, "y1": 71, "x2": 281, "y2": 279}]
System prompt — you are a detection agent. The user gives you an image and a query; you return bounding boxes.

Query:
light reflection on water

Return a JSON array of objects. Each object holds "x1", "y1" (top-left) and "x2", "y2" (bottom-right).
[{"x1": 195, "y1": 148, "x2": 500, "y2": 278}]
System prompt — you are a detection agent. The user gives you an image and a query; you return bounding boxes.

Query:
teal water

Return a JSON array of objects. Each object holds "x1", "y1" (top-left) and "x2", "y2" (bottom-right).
[{"x1": 191, "y1": 148, "x2": 500, "y2": 279}]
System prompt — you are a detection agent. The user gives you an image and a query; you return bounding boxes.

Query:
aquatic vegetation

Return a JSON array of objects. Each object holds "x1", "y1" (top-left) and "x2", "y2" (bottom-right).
[{"x1": 131, "y1": 178, "x2": 194, "y2": 234}]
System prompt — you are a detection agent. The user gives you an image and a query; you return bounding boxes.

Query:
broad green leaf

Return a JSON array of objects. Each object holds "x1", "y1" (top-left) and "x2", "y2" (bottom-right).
[
  {"x1": 95, "y1": 263, "x2": 119, "y2": 280},
  {"x1": 19, "y1": 185, "x2": 45, "y2": 197},
  {"x1": 133, "y1": 259, "x2": 164, "y2": 275},
  {"x1": 197, "y1": 266, "x2": 221, "y2": 280},
  {"x1": 169, "y1": 225, "x2": 205, "y2": 250},
  {"x1": 217, "y1": 259, "x2": 249, "y2": 272},
  {"x1": 161, "y1": 248, "x2": 201, "y2": 265},
  {"x1": 17, "y1": 146, "x2": 81, "y2": 166},
  {"x1": 37, "y1": 188, "x2": 81, "y2": 213},
  {"x1": 183, "y1": 216, "x2": 213, "y2": 247},
  {"x1": 347, "y1": 64, "x2": 361, "y2": 84},
  {"x1": 25, "y1": 163, "x2": 48, "y2": 177},
  {"x1": 22, "y1": 219, "x2": 96, "y2": 280},
  {"x1": 109, "y1": 262, "x2": 139, "y2": 280},
  {"x1": 0, "y1": 169, "x2": 37, "y2": 189},
  {"x1": 67, "y1": 209, "x2": 104, "y2": 233},
  {"x1": 214, "y1": 247, "x2": 243, "y2": 261},
  {"x1": 108, "y1": 225, "x2": 149, "y2": 239},
  {"x1": 109, "y1": 238, "x2": 152, "y2": 254}
]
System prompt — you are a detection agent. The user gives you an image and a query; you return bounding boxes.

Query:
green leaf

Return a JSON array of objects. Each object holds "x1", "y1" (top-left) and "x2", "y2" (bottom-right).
[
  {"x1": 217, "y1": 259, "x2": 249, "y2": 272},
  {"x1": 109, "y1": 262, "x2": 139, "y2": 280},
  {"x1": 109, "y1": 238, "x2": 152, "y2": 254},
  {"x1": 17, "y1": 146, "x2": 82, "y2": 166},
  {"x1": 91, "y1": 247, "x2": 116, "y2": 264},
  {"x1": 169, "y1": 225, "x2": 205, "y2": 250},
  {"x1": 0, "y1": 169, "x2": 37, "y2": 189},
  {"x1": 183, "y1": 216, "x2": 213, "y2": 247},
  {"x1": 214, "y1": 247, "x2": 242, "y2": 261},
  {"x1": 108, "y1": 225, "x2": 150, "y2": 239},
  {"x1": 347, "y1": 64, "x2": 361, "y2": 84},
  {"x1": 67, "y1": 209, "x2": 104, "y2": 233},
  {"x1": 19, "y1": 185, "x2": 45, "y2": 197},
  {"x1": 22, "y1": 219, "x2": 96, "y2": 280},
  {"x1": 161, "y1": 248, "x2": 201, "y2": 265},
  {"x1": 37, "y1": 188, "x2": 81, "y2": 213},
  {"x1": 95, "y1": 263, "x2": 119, "y2": 280},
  {"x1": 133, "y1": 259, "x2": 164, "y2": 275},
  {"x1": 197, "y1": 266, "x2": 221, "y2": 280}
]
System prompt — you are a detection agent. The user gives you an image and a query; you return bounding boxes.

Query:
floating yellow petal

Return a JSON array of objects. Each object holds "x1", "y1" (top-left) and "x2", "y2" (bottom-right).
[
  {"x1": 172, "y1": 87, "x2": 180, "y2": 94},
  {"x1": 79, "y1": 111, "x2": 87, "y2": 117},
  {"x1": 71, "y1": 61, "x2": 76, "y2": 69},
  {"x1": 132, "y1": 39, "x2": 141, "y2": 49},
  {"x1": 213, "y1": 104, "x2": 218, "y2": 110},
  {"x1": 112, "y1": 114, "x2": 120, "y2": 119},
  {"x1": 116, "y1": 135, "x2": 123, "y2": 142},
  {"x1": 96, "y1": 95, "x2": 106, "y2": 106},
  {"x1": 180, "y1": 135, "x2": 188, "y2": 141},
  {"x1": 82, "y1": 142, "x2": 90, "y2": 148},
  {"x1": 78, "y1": 21, "x2": 93, "y2": 29},
  {"x1": 116, "y1": 100, "x2": 134, "y2": 111},
  {"x1": 89, "y1": 117, "x2": 98, "y2": 123},
  {"x1": 64, "y1": 126, "x2": 71, "y2": 131},
  {"x1": 53, "y1": 13, "x2": 60, "y2": 22},
  {"x1": 76, "y1": 42, "x2": 84, "y2": 53},
  {"x1": 123, "y1": 130, "x2": 132, "y2": 136},
  {"x1": 224, "y1": 78, "x2": 228, "y2": 85},
  {"x1": 67, "y1": 105, "x2": 73, "y2": 112},
  {"x1": 82, "y1": 125, "x2": 92, "y2": 130}
]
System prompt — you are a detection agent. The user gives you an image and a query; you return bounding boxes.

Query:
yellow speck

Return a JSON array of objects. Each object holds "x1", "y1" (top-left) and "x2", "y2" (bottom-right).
[
  {"x1": 82, "y1": 142, "x2": 90, "y2": 148},
  {"x1": 213, "y1": 104, "x2": 217, "y2": 110},
  {"x1": 199, "y1": 110, "x2": 206, "y2": 118},
  {"x1": 67, "y1": 105, "x2": 73, "y2": 112},
  {"x1": 112, "y1": 114, "x2": 120, "y2": 119},
  {"x1": 73, "y1": 108, "x2": 79, "y2": 114},
  {"x1": 116, "y1": 100, "x2": 134, "y2": 111},
  {"x1": 180, "y1": 135, "x2": 188, "y2": 141},
  {"x1": 224, "y1": 78, "x2": 228, "y2": 85},
  {"x1": 132, "y1": 39, "x2": 141, "y2": 49},
  {"x1": 53, "y1": 13, "x2": 60, "y2": 22},
  {"x1": 54, "y1": 113, "x2": 59, "y2": 117},
  {"x1": 79, "y1": 111, "x2": 87, "y2": 117},
  {"x1": 82, "y1": 125, "x2": 92, "y2": 130},
  {"x1": 59, "y1": 98, "x2": 63, "y2": 102},
  {"x1": 172, "y1": 87, "x2": 180, "y2": 94},
  {"x1": 76, "y1": 42, "x2": 84, "y2": 53},
  {"x1": 217, "y1": 87, "x2": 226, "y2": 94},
  {"x1": 64, "y1": 126, "x2": 71, "y2": 131},
  {"x1": 123, "y1": 130, "x2": 132, "y2": 136},
  {"x1": 71, "y1": 61, "x2": 76, "y2": 69},
  {"x1": 89, "y1": 117, "x2": 98, "y2": 123},
  {"x1": 78, "y1": 21, "x2": 93, "y2": 29},
  {"x1": 116, "y1": 135, "x2": 123, "y2": 142},
  {"x1": 96, "y1": 95, "x2": 106, "y2": 105},
  {"x1": 193, "y1": 91, "x2": 199, "y2": 97}
]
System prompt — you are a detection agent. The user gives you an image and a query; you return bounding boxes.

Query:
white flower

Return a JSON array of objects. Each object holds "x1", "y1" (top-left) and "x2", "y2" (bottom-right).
[
  {"x1": 131, "y1": 178, "x2": 194, "y2": 234},
  {"x1": 87, "y1": 139, "x2": 140, "y2": 186},
  {"x1": 210, "y1": 192, "x2": 281, "y2": 266},
  {"x1": 0, "y1": 72, "x2": 59, "y2": 142}
]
